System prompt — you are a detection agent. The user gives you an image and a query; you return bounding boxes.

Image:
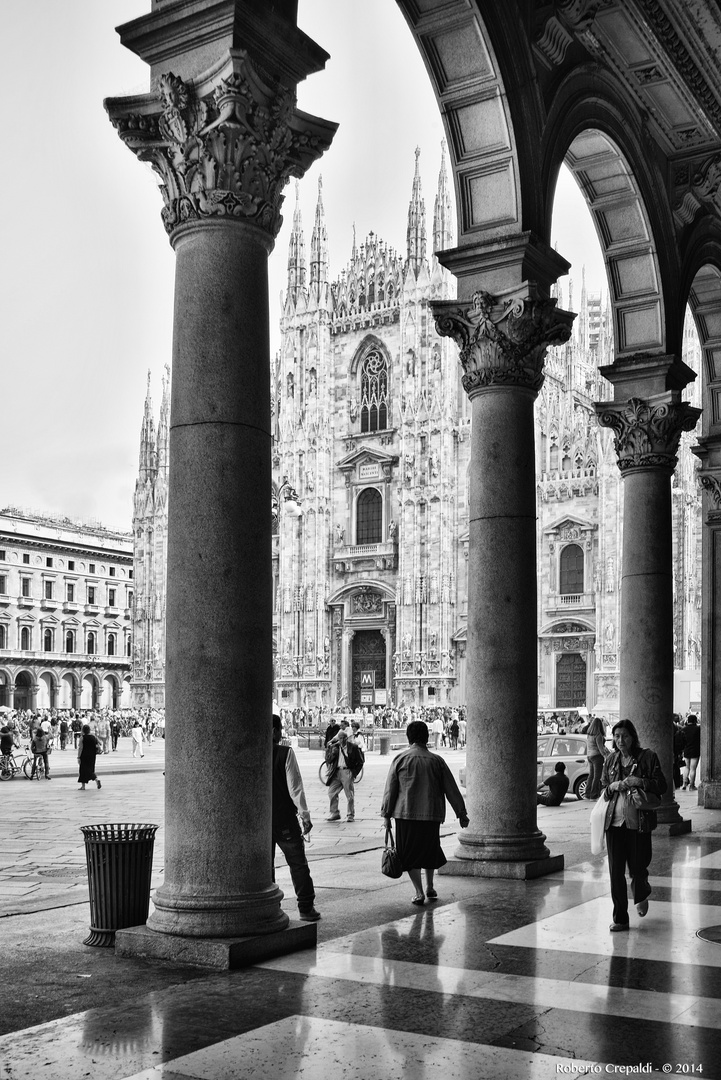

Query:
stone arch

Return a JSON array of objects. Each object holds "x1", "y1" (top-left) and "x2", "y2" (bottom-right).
[
  {"x1": 398, "y1": 2, "x2": 543, "y2": 244},
  {"x1": 679, "y1": 228, "x2": 721, "y2": 443},
  {"x1": 543, "y1": 79, "x2": 674, "y2": 358}
]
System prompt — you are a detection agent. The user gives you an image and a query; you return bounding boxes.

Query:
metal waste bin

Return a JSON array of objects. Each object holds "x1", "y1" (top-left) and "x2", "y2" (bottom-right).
[
  {"x1": 378, "y1": 733, "x2": 392, "y2": 756},
  {"x1": 81, "y1": 823, "x2": 158, "y2": 947}
]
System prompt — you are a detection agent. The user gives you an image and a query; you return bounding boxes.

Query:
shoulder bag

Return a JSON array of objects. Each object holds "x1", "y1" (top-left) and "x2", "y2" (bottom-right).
[
  {"x1": 381, "y1": 824, "x2": 403, "y2": 878},
  {"x1": 629, "y1": 787, "x2": 661, "y2": 832}
]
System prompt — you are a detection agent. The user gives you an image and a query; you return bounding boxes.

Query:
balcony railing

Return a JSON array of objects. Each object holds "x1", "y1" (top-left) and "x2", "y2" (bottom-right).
[
  {"x1": 546, "y1": 592, "x2": 595, "y2": 611},
  {"x1": 17, "y1": 595, "x2": 35, "y2": 608},
  {"x1": 334, "y1": 540, "x2": 396, "y2": 573},
  {"x1": 41, "y1": 597, "x2": 59, "y2": 610}
]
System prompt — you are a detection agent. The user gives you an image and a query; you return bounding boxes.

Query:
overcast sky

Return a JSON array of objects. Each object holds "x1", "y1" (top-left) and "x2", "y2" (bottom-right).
[{"x1": 0, "y1": 1, "x2": 605, "y2": 533}]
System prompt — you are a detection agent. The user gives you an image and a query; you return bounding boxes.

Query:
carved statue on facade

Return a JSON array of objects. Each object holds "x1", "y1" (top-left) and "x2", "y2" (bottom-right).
[
  {"x1": 335, "y1": 523, "x2": 345, "y2": 545},
  {"x1": 402, "y1": 633, "x2": 412, "y2": 659},
  {"x1": 388, "y1": 519, "x2": 397, "y2": 540},
  {"x1": 404, "y1": 454, "x2": 415, "y2": 483}
]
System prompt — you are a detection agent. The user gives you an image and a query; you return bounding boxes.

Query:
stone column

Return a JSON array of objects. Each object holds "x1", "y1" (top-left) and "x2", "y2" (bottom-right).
[
  {"x1": 106, "y1": 40, "x2": 335, "y2": 954},
  {"x1": 434, "y1": 284, "x2": 574, "y2": 877},
  {"x1": 596, "y1": 364, "x2": 700, "y2": 833},
  {"x1": 692, "y1": 436, "x2": 721, "y2": 808}
]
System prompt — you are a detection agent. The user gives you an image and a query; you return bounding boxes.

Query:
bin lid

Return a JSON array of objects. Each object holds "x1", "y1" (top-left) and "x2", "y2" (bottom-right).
[{"x1": 80, "y1": 823, "x2": 159, "y2": 841}]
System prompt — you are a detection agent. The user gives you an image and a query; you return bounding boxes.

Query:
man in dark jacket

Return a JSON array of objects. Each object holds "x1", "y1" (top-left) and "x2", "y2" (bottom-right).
[{"x1": 272, "y1": 713, "x2": 320, "y2": 922}]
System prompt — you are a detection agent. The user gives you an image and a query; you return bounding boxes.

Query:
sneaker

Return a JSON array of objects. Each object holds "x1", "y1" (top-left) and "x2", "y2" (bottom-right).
[
  {"x1": 299, "y1": 908, "x2": 321, "y2": 922},
  {"x1": 346, "y1": 816, "x2": 355, "y2": 822},
  {"x1": 689, "y1": 784, "x2": 697, "y2": 791},
  {"x1": 325, "y1": 813, "x2": 341, "y2": 821},
  {"x1": 682, "y1": 783, "x2": 688, "y2": 790},
  {"x1": 636, "y1": 900, "x2": 648, "y2": 917},
  {"x1": 96, "y1": 779, "x2": 102, "y2": 789},
  {"x1": 609, "y1": 922, "x2": 629, "y2": 932},
  {"x1": 46, "y1": 776, "x2": 52, "y2": 780}
]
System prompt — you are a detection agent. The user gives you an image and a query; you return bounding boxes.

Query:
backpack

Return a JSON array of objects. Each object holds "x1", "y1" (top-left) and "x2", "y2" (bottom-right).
[{"x1": 344, "y1": 741, "x2": 364, "y2": 779}]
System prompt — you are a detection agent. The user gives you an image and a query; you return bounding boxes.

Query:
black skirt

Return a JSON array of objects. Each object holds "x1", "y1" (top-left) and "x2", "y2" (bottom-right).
[{"x1": 395, "y1": 819, "x2": 447, "y2": 871}]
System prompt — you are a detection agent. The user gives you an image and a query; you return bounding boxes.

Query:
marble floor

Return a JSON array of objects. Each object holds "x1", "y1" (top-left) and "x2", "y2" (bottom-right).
[{"x1": 2, "y1": 820, "x2": 721, "y2": 1080}]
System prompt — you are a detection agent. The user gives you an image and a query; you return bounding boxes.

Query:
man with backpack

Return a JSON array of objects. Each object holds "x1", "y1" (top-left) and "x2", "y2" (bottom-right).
[{"x1": 325, "y1": 729, "x2": 361, "y2": 822}]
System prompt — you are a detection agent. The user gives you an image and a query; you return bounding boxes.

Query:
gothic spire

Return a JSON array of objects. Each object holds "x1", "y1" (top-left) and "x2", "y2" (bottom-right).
[
  {"x1": 157, "y1": 363, "x2": 170, "y2": 472},
  {"x1": 432, "y1": 140, "x2": 453, "y2": 257},
  {"x1": 138, "y1": 370, "x2": 156, "y2": 482},
  {"x1": 286, "y1": 181, "x2": 306, "y2": 303},
  {"x1": 406, "y1": 146, "x2": 426, "y2": 274},
  {"x1": 309, "y1": 174, "x2": 329, "y2": 304}
]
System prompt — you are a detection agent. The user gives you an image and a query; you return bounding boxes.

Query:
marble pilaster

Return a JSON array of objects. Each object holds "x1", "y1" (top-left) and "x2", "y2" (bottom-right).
[
  {"x1": 596, "y1": 363, "x2": 700, "y2": 833},
  {"x1": 106, "y1": 16, "x2": 335, "y2": 955},
  {"x1": 692, "y1": 436, "x2": 721, "y2": 808},
  {"x1": 433, "y1": 281, "x2": 574, "y2": 877}
]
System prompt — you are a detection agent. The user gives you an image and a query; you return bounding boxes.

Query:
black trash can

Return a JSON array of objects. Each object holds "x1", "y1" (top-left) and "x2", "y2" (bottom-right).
[{"x1": 81, "y1": 823, "x2": 158, "y2": 947}]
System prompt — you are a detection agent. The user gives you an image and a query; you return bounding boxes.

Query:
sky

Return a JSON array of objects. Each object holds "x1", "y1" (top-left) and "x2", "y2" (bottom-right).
[{"x1": 0, "y1": 1, "x2": 606, "y2": 533}]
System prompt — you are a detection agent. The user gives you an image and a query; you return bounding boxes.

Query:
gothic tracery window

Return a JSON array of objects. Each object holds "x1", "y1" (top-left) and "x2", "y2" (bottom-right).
[
  {"x1": 560, "y1": 544, "x2": 584, "y2": 595},
  {"x1": 360, "y1": 349, "x2": 389, "y2": 433}
]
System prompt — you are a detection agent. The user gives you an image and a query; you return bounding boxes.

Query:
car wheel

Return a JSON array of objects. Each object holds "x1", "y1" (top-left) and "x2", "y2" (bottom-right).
[{"x1": 574, "y1": 776, "x2": 588, "y2": 800}]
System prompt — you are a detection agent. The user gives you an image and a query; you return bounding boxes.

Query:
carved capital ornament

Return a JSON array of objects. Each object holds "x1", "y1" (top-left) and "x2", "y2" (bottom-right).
[
  {"x1": 106, "y1": 51, "x2": 336, "y2": 239},
  {"x1": 432, "y1": 286, "x2": 575, "y2": 399},
  {"x1": 595, "y1": 397, "x2": 700, "y2": 473}
]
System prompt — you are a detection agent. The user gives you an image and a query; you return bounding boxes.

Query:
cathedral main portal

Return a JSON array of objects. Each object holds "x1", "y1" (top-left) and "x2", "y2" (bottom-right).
[
  {"x1": 351, "y1": 630, "x2": 386, "y2": 710},
  {"x1": 556, "y1": 653, "x2": 586, "y2": 709}
]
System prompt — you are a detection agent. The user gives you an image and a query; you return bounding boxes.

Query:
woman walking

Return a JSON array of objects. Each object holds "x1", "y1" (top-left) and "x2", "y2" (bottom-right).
[
  {"x1": 682, "y1": 714, "x2": 701, "y2": 791},
  {"x1": 600, "y1": 719, "x2": 666, "y2": 932},
  {"x1": 381, "y1": 720, "x2": 469, "y2": 906},
  {"x1": 77, "y1": 724, "x2": 101, "y2": 791},
  {"x1": 585, "y1": 715, "x2": 609, "y2": 800}
]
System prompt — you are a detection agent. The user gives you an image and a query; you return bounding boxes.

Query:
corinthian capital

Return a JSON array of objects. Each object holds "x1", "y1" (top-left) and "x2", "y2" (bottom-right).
[
  {"x1": 432, "y1": 284, "x2": 574, "y2": 399},
  {"x1": 595, "y1": 396, "x2": 700, "y2": 473},
  {"x1": 105, "y1": 50, "x2": 336, "y2": 239}
]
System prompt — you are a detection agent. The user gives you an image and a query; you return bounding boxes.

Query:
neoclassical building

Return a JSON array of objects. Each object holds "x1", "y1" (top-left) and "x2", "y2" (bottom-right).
[{"x1": 0, "y1": 508, "x2": 133, "y2": 711}]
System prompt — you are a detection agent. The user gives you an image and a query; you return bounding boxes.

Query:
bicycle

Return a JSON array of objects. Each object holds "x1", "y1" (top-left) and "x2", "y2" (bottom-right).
[
  {"x1": 318, "y1": 760, "x2": 363, "y2": 785},
  {"x1": 0, "y1": 752, "x2": 20, "y2": 781},
  {"x1": 22, "y1": 746, "x2": 45, "y2": 780}
]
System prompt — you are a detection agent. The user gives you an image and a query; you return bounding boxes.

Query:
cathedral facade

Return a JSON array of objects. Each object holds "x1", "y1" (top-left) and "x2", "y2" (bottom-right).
[{"x1": 133, "y1": 149, "x2": 702, "y2": 717}]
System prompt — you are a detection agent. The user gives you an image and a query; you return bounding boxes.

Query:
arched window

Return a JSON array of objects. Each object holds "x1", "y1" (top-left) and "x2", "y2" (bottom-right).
[
  {"x1": 44, "y1": 628, "x2": 53, "y2": 652},
  {"x1": 126, "y1": 637, "x2": 132, "y2": 657},
  {"x1": 360, "y1": 349, "x2": 389, "y2": 433},
  {"x1": 560, "y1": 544, "x2": 584, "y2": 595},
  {"x1": 87, "y1": 631, "x2": 96, "y2": 655},
  {"x1": 21, "y1": 627, "x2": 31, "y2": 651},
  {"x1": 0, "y1": 624, "x2": 6, "y2": 649},
  {"x1": 356, "y1": 488, "x2": 382, "y2": 545},
  {"x1": 108, "y1": 634, "x2": 116, "y2": 657},
  {"x1": 66, "y1": 630, "x2": 75, "y2": 654}
]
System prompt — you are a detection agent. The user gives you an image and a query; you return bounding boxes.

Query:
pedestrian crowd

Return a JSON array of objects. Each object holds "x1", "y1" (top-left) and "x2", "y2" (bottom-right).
[
  {"x1": 0, "y1": 706, "x2": 165, "y2": 785},
  {"x1": 278, "y1": 704, "x2": 468, "y2": 749}
]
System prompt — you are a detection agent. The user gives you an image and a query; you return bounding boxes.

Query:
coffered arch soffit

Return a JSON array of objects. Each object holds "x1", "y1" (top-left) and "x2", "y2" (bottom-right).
[
  {"x1": 542, "y1": 77, "x2": 673, "y2": 359},
  {"x1": 396, "y1": 1, "x2": 544, "y2": 246}
]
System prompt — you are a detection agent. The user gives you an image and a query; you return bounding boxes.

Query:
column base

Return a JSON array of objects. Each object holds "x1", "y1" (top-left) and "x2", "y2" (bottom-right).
[
  {"x1": 115, "y1": 920, "x2": 316, "y2": 970},
  {"x1": 700, "y1": 781, "x2": 721, "y2": 809},
  {"x1": 657, "y1": 801, "x2": 691, "y2": 835},
  {"x1": 440, "y1": 853, "x2": 564, "y2": 879},
  {"x1": 147, "y1": 883, "x2": 289, "y2": 938}
]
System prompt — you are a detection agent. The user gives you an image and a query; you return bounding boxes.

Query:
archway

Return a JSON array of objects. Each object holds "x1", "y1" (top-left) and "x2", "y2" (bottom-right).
[
  {"x1": 14, "y1": 671, "x2": 33, "y2": 712},
  {"x1": 80, "y1": 675, "x2": 97, "y2": 710},
  {"x1": 37, "y1": 672, "x2": 54, "y2": 710},
  {"x1": 60, "y1": 673, "x2": 77, "y2": 710}
]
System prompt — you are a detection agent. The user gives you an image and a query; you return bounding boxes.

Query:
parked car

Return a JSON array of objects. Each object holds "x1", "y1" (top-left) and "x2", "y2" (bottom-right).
[{"x1": 537, "y1": 733, "x2": 594, "y2": 800}]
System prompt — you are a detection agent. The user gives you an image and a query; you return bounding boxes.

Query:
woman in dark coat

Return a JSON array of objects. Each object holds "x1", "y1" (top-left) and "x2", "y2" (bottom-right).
[
  {"x1": 682, "y1": 715, "x2": 701, "y2": 791},
  {"x1": 381, "y1": 720, "x2": 469, "y2": 906},
  {"x1": 77, "y1": 724, "x2": 101, "y2": 790},
  {"x1": 600, "y1": 718, "x2": 666, "y2": 932}
]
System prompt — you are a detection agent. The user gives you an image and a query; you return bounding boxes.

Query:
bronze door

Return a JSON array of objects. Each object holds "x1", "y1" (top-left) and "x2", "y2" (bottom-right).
[{"x1": 556, "y1": 652, "x2": 586, "y2": 708}]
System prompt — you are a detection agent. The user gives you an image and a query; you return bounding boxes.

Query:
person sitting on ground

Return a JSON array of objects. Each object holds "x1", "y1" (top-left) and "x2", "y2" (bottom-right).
[{"x1": 537, "y1": 761, "x2": 569, "y2": 806}]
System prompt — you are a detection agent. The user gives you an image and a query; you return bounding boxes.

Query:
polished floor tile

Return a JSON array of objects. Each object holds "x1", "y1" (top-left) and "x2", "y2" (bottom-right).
[
  {"x1": 260, "y1": 944, "x2": 721, "y2": 1027},
  {"x1": 490, "y1": 895, "x2": 721, "y2": 966},
  {"x1": 121, "y1": 1016, "x2": 605, "y2": 1080}
]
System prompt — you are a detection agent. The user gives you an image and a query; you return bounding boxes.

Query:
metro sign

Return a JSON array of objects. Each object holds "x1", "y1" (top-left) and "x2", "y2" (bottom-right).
[{"x1": 360, "y1": 671, "x2": 375, "y2": 687}]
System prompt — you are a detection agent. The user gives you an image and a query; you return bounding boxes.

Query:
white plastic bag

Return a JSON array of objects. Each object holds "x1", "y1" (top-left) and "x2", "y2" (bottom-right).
[{"x1": 590, "y1": 795, "x2": 607, "y2": 855}]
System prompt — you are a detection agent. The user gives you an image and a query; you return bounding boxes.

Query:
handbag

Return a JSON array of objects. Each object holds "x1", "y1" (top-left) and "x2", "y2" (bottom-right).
[
  {"x1": 381, "y1": 825, "x2": 403, "y2": 878},
  {"x1": 589, "y1": 795, "x2": 607, "y2": 855},
  {"x1": 630, "y1": 787, "x2": 661, "y2": 832}
]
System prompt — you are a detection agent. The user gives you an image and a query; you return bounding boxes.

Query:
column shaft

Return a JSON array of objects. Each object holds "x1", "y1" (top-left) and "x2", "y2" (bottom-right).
[
  {"x1": 619, "y1": 468, "x2": 679, "y2": 821},
  {"x1": 458, "y1": 387, "x2": 551, "y2": 863},
  {"x1": 148, "y1": 219, "x2": 286, "y2": 938}
]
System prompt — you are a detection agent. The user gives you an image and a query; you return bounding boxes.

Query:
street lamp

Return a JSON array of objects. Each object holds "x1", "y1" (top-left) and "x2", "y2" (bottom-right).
[{"x1": 272, "y1": 476, "x2": 302, "y2": 530}]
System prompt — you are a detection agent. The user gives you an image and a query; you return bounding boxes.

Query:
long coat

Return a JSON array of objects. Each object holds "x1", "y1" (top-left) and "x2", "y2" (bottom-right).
[{"x1": 77, "y1": 733, "x2": 98, "y2": 784}]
